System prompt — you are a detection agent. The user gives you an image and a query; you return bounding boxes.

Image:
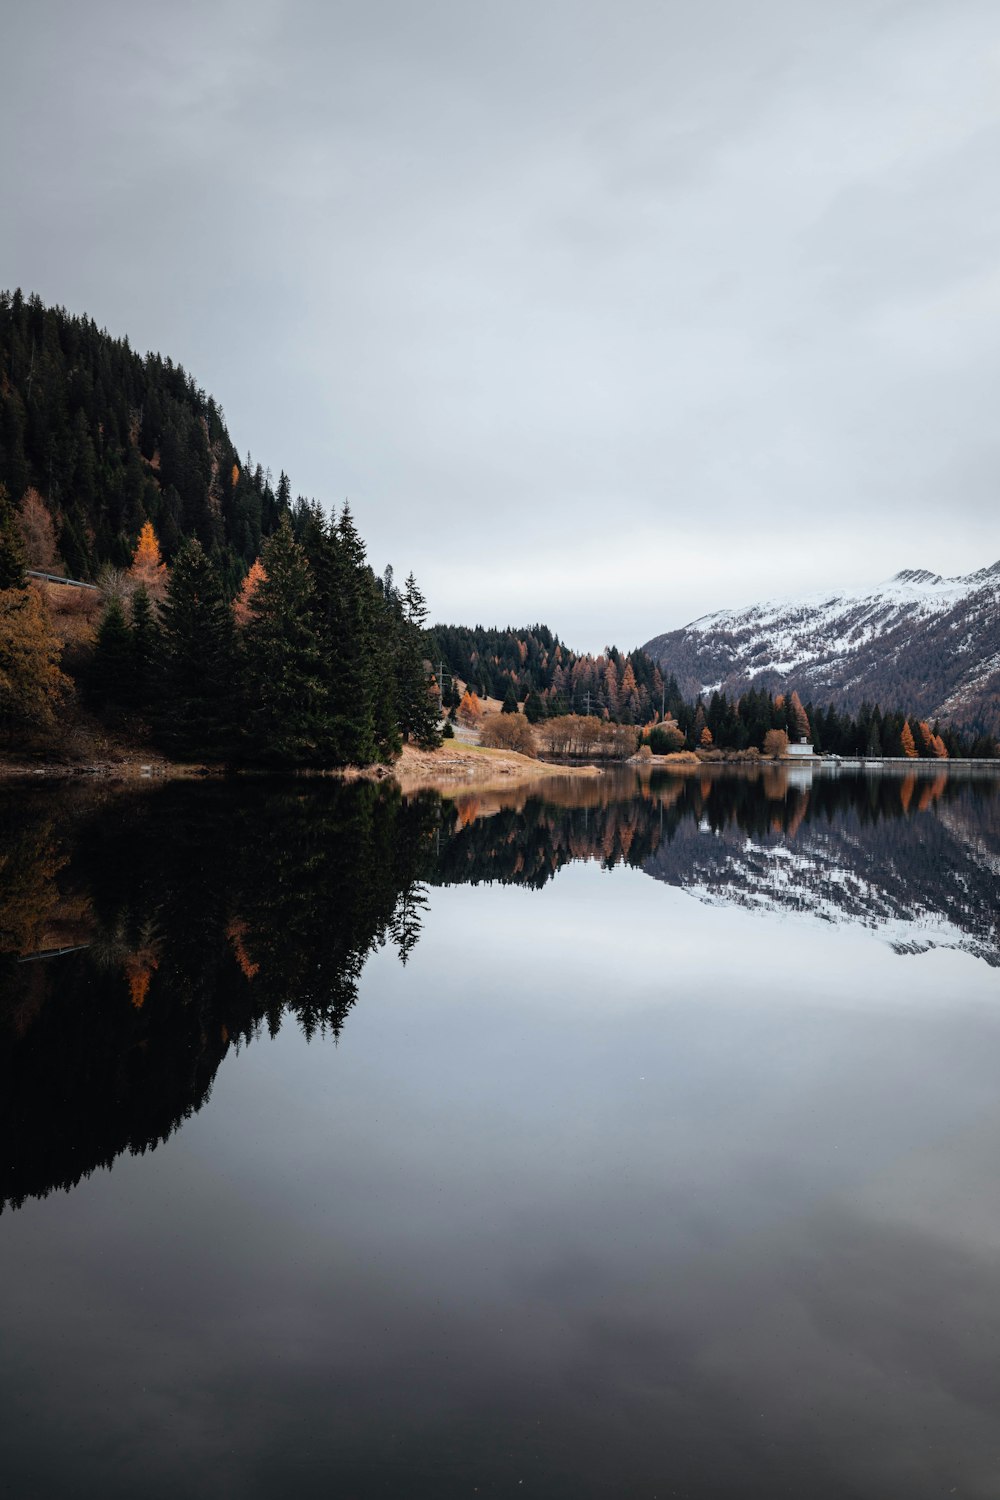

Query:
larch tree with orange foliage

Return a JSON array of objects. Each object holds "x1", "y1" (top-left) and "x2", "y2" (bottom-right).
[
  {"x1": 789, "y1": 690, "x2": 810, "y2": 741},
  {"x1": 457, "y1": 689, "x2": 482, "y2": 726},
  {"x1": 900, "y1": 720, "x2": 917, "y2": 758},
  {"x1": 233, "y1": 558, "x2": 267, "y2": 628},
  {"x1": 0, "y1": 583, "x2": 71, "y2": 734},
  {"x1": 17, "y1": 489, "x2": 61, "y2": 573},
  {"x1": 619, "y1": 660, "x2": 642, "y2": 723},
  {"x1": 130, "y1": 521, "x2": 167, "y2": 598}
]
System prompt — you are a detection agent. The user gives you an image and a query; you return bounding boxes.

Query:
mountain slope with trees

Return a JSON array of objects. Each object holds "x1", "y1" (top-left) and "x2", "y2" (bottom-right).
[
  {"x1": 644, "y1": 565, "x2": 1000, "y2": 736},
  {"x1": 426, "y1": 622, "x2": 664, "y2": 724},
  {"x1": 0, "y1": 292, "x2": 439, "y2": 766}
]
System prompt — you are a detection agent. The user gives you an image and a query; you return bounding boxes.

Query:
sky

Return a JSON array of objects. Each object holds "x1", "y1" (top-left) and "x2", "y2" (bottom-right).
[{"x1": 3, "y1": 0, "x2": 999, "y2": 652}]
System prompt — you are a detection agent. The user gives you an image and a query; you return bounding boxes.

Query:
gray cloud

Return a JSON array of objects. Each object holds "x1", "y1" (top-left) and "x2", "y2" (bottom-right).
[{"x1": 4, "y1": 0, "x2": 998, "y2": 648}]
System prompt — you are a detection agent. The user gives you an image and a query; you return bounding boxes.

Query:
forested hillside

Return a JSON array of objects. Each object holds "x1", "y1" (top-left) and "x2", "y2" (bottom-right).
[
  {"x1": 0, "y1": 291, "x2": 439, "y2": 766},
  {"x1": 0, "y1": 289, "x2": 282, "y2": 588},
  {"x1": 426, "y1": 622, "x2": 663, "y2": 724}
]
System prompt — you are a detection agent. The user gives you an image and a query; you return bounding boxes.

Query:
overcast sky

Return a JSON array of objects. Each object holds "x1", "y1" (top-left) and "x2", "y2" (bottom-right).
[{"x1": 4, "y1": 0, "x2": 999, "y2": 650}]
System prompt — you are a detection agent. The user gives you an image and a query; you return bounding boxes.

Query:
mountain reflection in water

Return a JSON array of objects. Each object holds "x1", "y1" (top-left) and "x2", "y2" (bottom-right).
[
  {"x1": 2, "y1": 766, "x2": 1000, "y2": 1500},
  {"x1": 1, "y1": 767, "x2": 997, "y2": 1214}
]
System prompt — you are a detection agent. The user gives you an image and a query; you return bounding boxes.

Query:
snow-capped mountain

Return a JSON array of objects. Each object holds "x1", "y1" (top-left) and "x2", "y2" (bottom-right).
[{"x1": 643, "y1": 561, "x2": 1000, "y2": 731}]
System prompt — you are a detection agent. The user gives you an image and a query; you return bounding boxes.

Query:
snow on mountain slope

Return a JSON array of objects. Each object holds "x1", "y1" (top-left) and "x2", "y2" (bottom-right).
[{"x1": 643, "y1": 561, "x2": 1000, "y2": 731}]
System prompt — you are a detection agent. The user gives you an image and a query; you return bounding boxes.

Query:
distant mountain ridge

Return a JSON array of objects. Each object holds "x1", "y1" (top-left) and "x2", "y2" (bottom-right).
[{"x1": 643, "y1": 561, "x2": 1000, "y2": 734}]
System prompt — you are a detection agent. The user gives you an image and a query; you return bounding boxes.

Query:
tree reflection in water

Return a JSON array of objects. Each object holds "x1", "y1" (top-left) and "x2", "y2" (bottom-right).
[{"x1": 1, "y1": 765, "x2": 998, "y2": 1212}]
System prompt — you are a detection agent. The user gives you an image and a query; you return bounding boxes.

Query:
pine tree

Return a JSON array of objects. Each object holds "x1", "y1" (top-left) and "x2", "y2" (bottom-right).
[
  {"x1": 304, "y1": 504, "x2": 378, "y2": 765},
  {"x1": 392, "y1": 572, "x2": 439, "y2": 749},
  {"x1": 0, "y1": 484, "x2": 27, "y2": 589},
  {"x1": 241, "y1": 516, "x2": 330, "y2": 766},
  {"x1": 130, "y1": 586, "x2": 160, "y2": 710},
  {"x1": 89, "y1": 598, "x2": 134, "y2": 707},
  {"x1": 524, "y1": 689, "x2": 544, "y2": 724},
  {"x1": 370, "y1": 580, "x2": 403, "y2": 761},
  {"x1": 158, "y1": 539, "x2": 236, "y2": 759},
  {"x1": 501, "y1": 681, "x2": 519, "y2": 714}
]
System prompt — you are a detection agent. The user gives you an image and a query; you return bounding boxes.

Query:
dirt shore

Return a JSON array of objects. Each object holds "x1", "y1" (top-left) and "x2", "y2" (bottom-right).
[{"x1": 392, "y1": 742, "x2": 602, "y2": 794}]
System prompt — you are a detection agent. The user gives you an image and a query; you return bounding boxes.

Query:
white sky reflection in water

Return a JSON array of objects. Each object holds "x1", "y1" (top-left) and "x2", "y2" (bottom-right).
[{"x1": 1, "y1": 777, "x2": 1000, "y2": 1498}]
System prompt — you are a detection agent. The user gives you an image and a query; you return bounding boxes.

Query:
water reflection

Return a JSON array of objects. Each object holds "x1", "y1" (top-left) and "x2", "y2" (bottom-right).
[
  {"x1": 1, "y1": 768, "x2": 997, "y2": 1214},
  {"x1": 436, "y1": 767, "x2": 1000, "y2": 964},
  {"x1": 0, "y1": 782, "x2": 438, "y2": 1210},
  {"x1": 2, "y1": 768, "x2": 1000, "y2": 1498}
]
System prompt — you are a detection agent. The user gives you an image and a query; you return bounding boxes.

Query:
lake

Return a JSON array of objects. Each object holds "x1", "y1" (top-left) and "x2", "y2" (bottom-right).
[{"x1": 2, "y1": 765, "x2": 1000, "y2": 1498}]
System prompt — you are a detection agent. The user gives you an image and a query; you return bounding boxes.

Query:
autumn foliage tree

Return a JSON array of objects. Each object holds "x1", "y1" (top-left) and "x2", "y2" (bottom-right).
[
  {"x1": 0, "y1": 584, "x2": 71, "y2": 735},
  {"x1": 129, "y1": 521, "x2": 167, "y2": 599},
  {"x1": 479, "y1": 714, "x2": 536, "y2": 755},
  {"x1": 789, "y1": 690, "x2": 810, "y2": 741},
  {"x1": 900, "y1": 720, "x2": 917, "y2": 758},
  {"x1": 619, "y1": 660, "x2": 642, "y2": 723},
  {"x1": 458, "y1": 690, "x2": 482, "y2": 726},
  {"x1": 17, "y1": 489, "x2": 61, "y2": 573},
  {"x1": 0, "y1": 485, "x2": 70, "y2": 737},
  {"x1": 233, "y1": 558, "x2": 266, "y2": 628},
  {"x1": 764, "y1": 728, "x2": 789, "y2": 758}
]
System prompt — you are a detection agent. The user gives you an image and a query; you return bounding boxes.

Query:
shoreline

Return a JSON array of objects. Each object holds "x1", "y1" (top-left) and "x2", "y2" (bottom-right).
[
  {"x1": 0, "y1": 741, "x2": 604, "y2": 793},
  {"x1": 4, "y1": 743, "x2": 994, "y2": 791}
]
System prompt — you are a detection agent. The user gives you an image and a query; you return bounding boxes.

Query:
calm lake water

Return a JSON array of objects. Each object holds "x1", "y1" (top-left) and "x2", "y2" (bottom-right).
[{"x1": 2, "y1": 765, "x2": 1000, "y2": 1499}]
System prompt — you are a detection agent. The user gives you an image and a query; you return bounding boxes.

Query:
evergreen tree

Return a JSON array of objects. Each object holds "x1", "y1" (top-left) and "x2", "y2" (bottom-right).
[
  {"x1": 89, "y1": 598, "x2": 134, "y2": 707},
  {"x1": 501, "y1": 681, "x2": 519, "y2": 714},
  {"x1": 241, "y1": 516, "x2": 329, "y2": 766},
  {"x1": 0, "y1": 484, "x2": 27, "y2": 589},
  {"x1": 396, "y1": 571, "x2": 440, "y2": 748},
  {"x1": 158, "y1": 539, "x2": 236, "y2": 759},
  {"x1": 524, "y1": 689, "x2": 544, "y2": 724},
  {"x1": 370, "y1": 578, "x2": 403, "y2": 761},
  {"x1": 129, "y1": 586, "x2": 161, "y2": 712},
  {"x1": 306, "y1": 505, "x2": 378, "y2": 765}
]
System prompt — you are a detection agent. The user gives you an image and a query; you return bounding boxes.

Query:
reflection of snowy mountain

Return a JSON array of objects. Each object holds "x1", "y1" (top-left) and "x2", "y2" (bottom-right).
[{"x1": 642, "y1": 796, "x2": 1000, "y2": 966}]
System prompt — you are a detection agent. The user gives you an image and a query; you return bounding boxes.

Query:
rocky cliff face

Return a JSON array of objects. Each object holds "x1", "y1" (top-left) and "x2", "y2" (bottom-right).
[{"x1": 644, "y1": 563, "x2": 1000, "y2": 732}]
